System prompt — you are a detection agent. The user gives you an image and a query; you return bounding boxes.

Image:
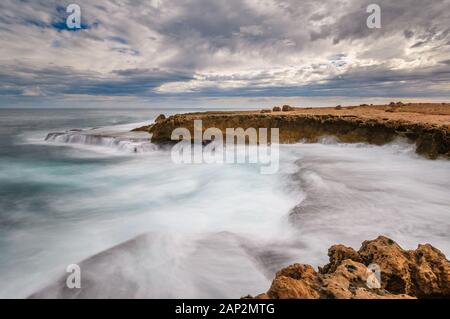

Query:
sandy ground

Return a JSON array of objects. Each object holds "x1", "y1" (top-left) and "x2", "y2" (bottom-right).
[
  {"x1": 287, "y1": 103, "x2": 450, "y2": 127},
  {"x1": 194, "y1": 103, "x2": 450, "y2": 127}
]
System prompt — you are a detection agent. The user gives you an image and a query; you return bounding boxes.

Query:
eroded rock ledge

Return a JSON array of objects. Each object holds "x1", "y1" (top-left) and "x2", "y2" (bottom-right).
[
  {"x1": 248, "y1": 236, "x2": 450, "y2": 299},
  {"x1": 136, "y1": 104, "x2": 450, "y2": 159}
]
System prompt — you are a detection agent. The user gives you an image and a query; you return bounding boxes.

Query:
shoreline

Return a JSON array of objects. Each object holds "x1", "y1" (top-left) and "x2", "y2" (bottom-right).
[
  {"x1": 28, "y1": 234, "x2": 450, "y2": 299},
  {"x1": 136, "y1": 103, "x2": 450, "y2": 159},
  {"x1": 24, "y1": 108, "x2": 450, "y2": 299}
]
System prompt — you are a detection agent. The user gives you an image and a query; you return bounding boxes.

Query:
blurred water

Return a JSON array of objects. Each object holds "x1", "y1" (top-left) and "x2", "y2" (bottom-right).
[{"x1": 0, "y1": 108, "x2": 449, "y2": 298}]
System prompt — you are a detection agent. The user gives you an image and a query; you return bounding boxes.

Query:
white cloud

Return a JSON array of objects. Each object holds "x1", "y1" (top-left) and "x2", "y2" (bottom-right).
[{"x1": 0, "y1": 0, "x2": 449, "y2": 106}]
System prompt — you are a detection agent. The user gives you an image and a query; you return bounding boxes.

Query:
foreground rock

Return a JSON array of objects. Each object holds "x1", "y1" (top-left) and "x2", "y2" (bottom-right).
[
  {"x1": 141, "y1": 103, "x2": 450, "y2": 159},
  {"x1": 251, "y1": 236, "x2": 450, "y2": 299}
]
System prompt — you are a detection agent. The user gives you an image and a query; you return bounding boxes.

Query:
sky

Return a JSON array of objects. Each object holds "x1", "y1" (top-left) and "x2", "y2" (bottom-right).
[{"x1": 0, "y1": 0, "x2": 449, "y2": 108}]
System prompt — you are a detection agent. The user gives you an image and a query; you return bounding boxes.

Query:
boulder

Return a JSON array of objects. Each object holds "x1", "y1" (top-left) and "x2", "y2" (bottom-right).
[
  {"x1": 273, "y1": 106, "x2": 282, "y2": 112},
  {"x1": 282, "y1": 105, "x2": 294, "y2": 112},
  {"x1": 265, "y1": 264, "x2": 320, "y2": 299},
  {"x1": 320, "y1": 260, "x2": 413, "y2": 299},
  {"x1": 320, "y1": 244, "x2": 362, "y2": 274},
  {"x1": 359, "y1": 236, "x2": 450, "y2": 298},
  {"x1": 155, "y1": 114, "x2": 166, "y2": 123},
  {"x1": 412, "y1": 244, "x2": 450, "y2": 297},
  {"x1": 358, "y1": 236, "x2": 412, "y2": 294},
  {"x1": 252, "y1": 236, "x2": 449, "y2": 299}
]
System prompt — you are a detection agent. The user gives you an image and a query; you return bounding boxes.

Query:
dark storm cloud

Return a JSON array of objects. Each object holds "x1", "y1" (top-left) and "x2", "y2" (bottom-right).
[
  {"x1": 171, "y1": 63, "x2": 450, "y2": 98},
  {"x1": 311, "y1": 0, "x2": 450, "y2": 43},
  {"x1": 0, "y1": 65, "x2": 194, "y2": 97},
  {"x1": 0, "y1": 0, "x2": 449, "y2": 106}
]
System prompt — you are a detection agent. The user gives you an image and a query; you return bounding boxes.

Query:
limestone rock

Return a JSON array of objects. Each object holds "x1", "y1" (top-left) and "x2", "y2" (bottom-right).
[
  {"x1": 320, "y1": 260, "x2": 413, "y2": 299},
  {"x1": 282, "y1": 105, "x2": 294, "y2": 112},
  {"x1": 266, "y1": 264, "x2": 320, "y2": 299},
  {"x1": 358, "y1": 236, "x2": 412, "y2": 294},
  {"x1": 144, "y1": 107, "x2": 450, "y2": 159},
  {"x1": 359, "y1": 236, "x2": 450, "y2": 297},
  {"x1": 252, "y1": 236, "x2": 449, "y2": 299},
  {"x1": 155, "y1": 114, "x2": 166, "y2": 123},
  {"x1": 320, "y1": 244, "x2": 362, "y2": 274}
]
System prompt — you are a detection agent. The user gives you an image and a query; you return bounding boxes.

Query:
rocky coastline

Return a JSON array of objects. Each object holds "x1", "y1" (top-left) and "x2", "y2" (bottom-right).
[
  {"x1": 135, "y1": 103, "x2": 450, "y2": 159},
  {"x1": 29, "y1": 234, "x2": 450, "y2": 299},
  {"x1": 248, "y1": 236, "x2": 450, "y2": 299}
]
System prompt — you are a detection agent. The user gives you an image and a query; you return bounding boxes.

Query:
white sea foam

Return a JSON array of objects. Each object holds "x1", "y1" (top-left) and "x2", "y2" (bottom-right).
[
  {"x1": 45, "y1": 131, "x2": 158, "y2": 154},
  {"x1": 1, "y1": 130, "x2": 449, "y2": 298},
  {"x1": 42, "y1": 122, "x2": 158, "y2": 155}
]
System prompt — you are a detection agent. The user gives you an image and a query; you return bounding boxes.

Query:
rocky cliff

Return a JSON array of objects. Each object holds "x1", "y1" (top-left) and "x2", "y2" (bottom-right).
[{"x1": 140, "y1": 104, "x2": 450, "y2": 159}]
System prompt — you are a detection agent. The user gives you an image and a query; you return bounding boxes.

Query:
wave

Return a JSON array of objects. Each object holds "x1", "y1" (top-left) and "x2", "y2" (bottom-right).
[
  {"x1": 30, "y1": 232, "x2": 296, "y2": 299},
  {"x1": 44, "y1": 129, "x2": 158, "y2": 154},
  {"x1": 5, "y1": 123, "x2": 450, "y2": 298}
]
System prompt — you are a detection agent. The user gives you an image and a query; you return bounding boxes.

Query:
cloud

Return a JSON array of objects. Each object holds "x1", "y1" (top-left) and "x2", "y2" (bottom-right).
[
  {"x1": 0, "y1": 0, "x2": 450, "y2": 107},
  {"x1": 0, "y1": 64, "x2": 194, "y2": 97}
]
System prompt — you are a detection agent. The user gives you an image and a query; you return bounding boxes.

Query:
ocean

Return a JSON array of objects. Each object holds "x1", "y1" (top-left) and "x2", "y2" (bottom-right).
[{"x1": 0, "y1": 108, "x2": 449, "y2": 298}]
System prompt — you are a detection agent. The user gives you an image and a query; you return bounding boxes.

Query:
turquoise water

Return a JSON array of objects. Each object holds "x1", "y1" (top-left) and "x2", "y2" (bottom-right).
[{"x1": 0, "y1": 108, "x2": 299, "y2": 298}]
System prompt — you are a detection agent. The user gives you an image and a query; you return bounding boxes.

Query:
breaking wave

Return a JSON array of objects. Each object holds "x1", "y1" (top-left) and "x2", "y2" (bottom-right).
[
  {"x1": 1, "y1": 113, "x2": 449, "y2": 298},
  {"x1": 44, "y1": 126, "x2": 158, "y2": 154}
]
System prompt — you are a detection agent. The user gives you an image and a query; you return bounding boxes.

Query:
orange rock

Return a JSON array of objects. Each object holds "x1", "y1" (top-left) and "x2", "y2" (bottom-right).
[
  {"x1": 320, "y1": 244, "x2": 362, "y2": 274},
  {"x1": 145, "y1": 108, "x2": 450, "y2": 159},
  {"x1": 252, "y1": 236, "x2": 449, "y2": 299},
  {"x1": 359, "y1": 236, "x2": 413, "y2": 294},
  {"x1": 409, "y1": 243, "x2": 450, "y2": 297},
  {"x1": 266, "y1": 264, "x2": 320, "y2": 299},
  {"x1": 358, "y1": 236, "x2": 450, "y2": 297}
]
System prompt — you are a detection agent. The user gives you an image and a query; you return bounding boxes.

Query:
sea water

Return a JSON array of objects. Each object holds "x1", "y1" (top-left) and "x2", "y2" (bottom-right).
[{"x1": 0, "y1": 108, "x2": 449, "y2": 298}]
